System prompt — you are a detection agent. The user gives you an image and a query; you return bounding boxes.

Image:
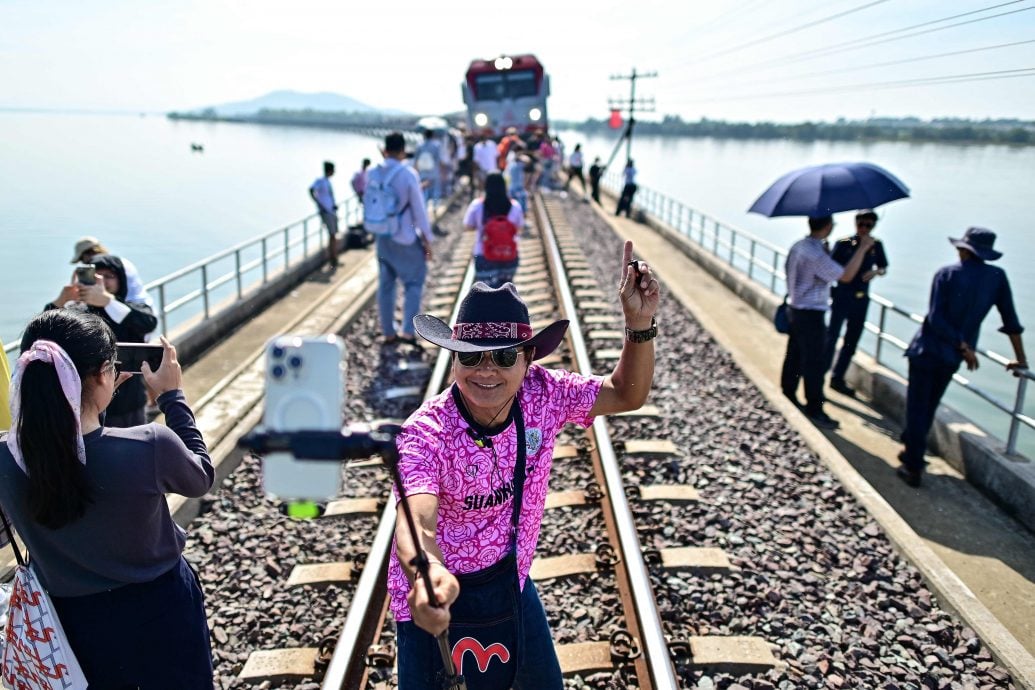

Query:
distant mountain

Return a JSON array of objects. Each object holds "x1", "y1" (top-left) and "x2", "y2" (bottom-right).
[{"x1": 190, "y1": 90, "x2": 409, "y2": 117}]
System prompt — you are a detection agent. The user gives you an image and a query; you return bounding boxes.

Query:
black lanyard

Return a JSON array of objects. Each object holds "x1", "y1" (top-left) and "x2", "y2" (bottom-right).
[{"x1": 0, "y1": 507, "x2": 25, "y2": 567}]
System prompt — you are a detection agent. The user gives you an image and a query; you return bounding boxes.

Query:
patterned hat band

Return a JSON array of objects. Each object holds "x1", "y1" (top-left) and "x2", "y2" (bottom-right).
[{"x1": 452, "y1": 322, "x2": 533, "y2": 341}]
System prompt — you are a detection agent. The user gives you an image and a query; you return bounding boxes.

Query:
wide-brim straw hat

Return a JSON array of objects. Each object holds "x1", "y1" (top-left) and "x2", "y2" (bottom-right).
[{"x1": 413, "y1": 282, "x2": 568, "y2": 359}]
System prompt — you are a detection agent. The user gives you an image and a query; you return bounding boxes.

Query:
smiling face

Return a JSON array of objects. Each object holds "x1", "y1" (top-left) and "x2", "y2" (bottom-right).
[{"x1": 452, "y1": 347, "x2": 533, "y2": 427}]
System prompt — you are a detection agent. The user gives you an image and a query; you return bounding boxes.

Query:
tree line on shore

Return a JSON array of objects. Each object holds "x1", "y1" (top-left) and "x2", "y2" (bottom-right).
[
  {"x1": 167, "y1": 108, "x2": 1034, "y2": 146},
  {"x1": 557, "y1": 115, "x2": 1035, "y2": 146}
]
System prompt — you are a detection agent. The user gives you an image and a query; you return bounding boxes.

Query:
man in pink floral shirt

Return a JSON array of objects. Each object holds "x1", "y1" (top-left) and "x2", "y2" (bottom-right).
[{"x1": 391, "y1": 240, "x2": 660, "y2": 689}]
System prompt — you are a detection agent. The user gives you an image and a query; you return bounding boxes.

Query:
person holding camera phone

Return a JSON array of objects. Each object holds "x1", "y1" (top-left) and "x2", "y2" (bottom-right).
[
  {"x1": 0, "y1": 309, "x2": 214, "y2": 687},
  {"x1": 46, "y1": 254, "x2": 157, "y2": 427},
  {"x1": 389, "y1": 240, "x2": 660, "y2": 689}
]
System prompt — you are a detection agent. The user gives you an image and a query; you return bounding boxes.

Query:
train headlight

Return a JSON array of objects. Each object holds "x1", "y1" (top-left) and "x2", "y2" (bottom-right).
[
  {"x1": 528, "y1": 108, "x2": 542, "y2": 122},
  {"x1": 494, "y1": 57, "x2": 513, "y2": 70},
  {"x1": 474, "y1": 112, "x2": 489, "y2": 127}
]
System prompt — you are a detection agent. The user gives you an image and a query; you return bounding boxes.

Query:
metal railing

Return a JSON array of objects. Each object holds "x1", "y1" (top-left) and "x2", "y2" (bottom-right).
[
  {"x1": 4, "y1": 197, "x2": 361, "y2": 360},
  {"x1": 602, "y1": 172, "x2": 1034, "y2": 456}
]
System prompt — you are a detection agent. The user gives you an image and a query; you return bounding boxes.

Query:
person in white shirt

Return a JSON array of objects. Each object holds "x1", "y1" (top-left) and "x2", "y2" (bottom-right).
[
  {"x1": 374, "y1": 132, "x2": 434, "y2": 346},
  {"x1": 308, "y1": 161, "x2": 339, "y2": 268},
  {"x1": 563, "y1": 143, "x2": 587, "y2": 198},
  {"x1": 472, "y1": 136, "x2": 499, "y2": 192}
]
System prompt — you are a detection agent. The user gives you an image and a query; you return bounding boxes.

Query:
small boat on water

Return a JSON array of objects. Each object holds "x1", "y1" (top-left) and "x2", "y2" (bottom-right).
[{"x1": 191, "y1": 142, "x2": 205, "y2": 152}]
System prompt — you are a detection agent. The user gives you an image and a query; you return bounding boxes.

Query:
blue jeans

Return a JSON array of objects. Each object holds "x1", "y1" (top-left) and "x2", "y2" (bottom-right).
[
  {"x1": 397, "y1": 579, "x2": 563, "y2": 690},
  {"x1": 376, "y1": 235, "x2": 427, "y2": 338},
  {"x1": 824, "y1": 290, "x2": 870, "y2": 380},
  {"x1": 901, "y1": 355, "x2": 957, "y2": 472}
]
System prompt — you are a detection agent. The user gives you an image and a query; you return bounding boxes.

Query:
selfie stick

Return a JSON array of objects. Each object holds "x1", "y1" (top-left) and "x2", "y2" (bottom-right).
[{"x1": 239, "y1": 423, "x2": 467, "y2": 690}]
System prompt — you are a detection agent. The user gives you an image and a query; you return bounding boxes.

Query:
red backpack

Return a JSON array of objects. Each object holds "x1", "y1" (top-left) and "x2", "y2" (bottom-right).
[{"x1": 482, "y1": 213, "x2": 519, "y2": 262}]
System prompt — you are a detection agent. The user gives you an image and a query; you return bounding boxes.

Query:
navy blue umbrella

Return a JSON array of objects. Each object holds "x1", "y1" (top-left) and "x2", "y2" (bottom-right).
[{"x1": 748, "y1": 162, "x2": 910, "y2": 218}]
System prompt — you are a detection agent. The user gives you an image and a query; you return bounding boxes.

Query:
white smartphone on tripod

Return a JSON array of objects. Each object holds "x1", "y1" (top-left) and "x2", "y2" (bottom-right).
[{"x1": 261, "y1": 335, "x2": 347, "y2": 502}]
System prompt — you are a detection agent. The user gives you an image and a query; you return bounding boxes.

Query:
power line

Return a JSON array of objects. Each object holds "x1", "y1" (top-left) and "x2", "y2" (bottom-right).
[
  {"x1": 681, "y1": 39, "x2": 1035, "y2": 90},
  {"x1": 665, "y1": 67, "x2": 1035, "y2": 105},
  {"x1": 666, "y1": 0, "x2": 1032, "y2": 87},
  {"x1": 684, "y1": 0, "x2": 893, "y2": 64}
]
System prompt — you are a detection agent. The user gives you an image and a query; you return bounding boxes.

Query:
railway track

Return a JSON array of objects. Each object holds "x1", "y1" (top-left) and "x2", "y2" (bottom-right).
[{"x1": 173, "y1": 190, "x2": 1016, "y2": 689}]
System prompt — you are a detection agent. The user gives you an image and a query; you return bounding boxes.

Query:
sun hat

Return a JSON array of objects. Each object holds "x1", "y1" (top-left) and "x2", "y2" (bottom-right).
[
  {"x1": 949, "y1": 227, "x2": 1002, "y2": 262},
  {"x1": 412, "y1": 282, "x2": 568, "y2": 359},
  {"x1": 70, "y1": 236, "x2": 105, "y2": 264}
]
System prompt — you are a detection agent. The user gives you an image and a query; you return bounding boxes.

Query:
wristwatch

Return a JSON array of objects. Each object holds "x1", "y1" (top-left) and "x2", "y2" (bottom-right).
[{"x1": 625, "y1": 317, "x2": 658, "y2": 343}]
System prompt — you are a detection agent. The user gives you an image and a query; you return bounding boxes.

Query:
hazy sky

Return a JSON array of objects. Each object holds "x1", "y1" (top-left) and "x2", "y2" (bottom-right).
[{"x1": 2, "y1": 0, "x2": 1033, "y2": 122}]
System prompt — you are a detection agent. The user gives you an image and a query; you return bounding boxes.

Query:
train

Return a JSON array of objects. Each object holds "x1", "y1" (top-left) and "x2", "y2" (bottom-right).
[{"x1": 461, "y1": 54, "x2": 550, "y2": 138}]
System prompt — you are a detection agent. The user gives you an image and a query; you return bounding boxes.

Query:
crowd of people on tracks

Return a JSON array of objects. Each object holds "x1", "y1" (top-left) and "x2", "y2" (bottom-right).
[
  {"x1": 0, "y1": 124, "x2": 654, "y2": 687},
  {"x1": 6, "y1": 117, "x2": 1027, "y2": 688}
]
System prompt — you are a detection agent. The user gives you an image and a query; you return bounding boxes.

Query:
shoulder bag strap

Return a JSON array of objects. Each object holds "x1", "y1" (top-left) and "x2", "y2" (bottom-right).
[
  {"x1": 0, "y1": 507, "x2": 25, "y2": 567},
  {"x1": 509, "y1": 400, "x2": 526, "y2": 551}
]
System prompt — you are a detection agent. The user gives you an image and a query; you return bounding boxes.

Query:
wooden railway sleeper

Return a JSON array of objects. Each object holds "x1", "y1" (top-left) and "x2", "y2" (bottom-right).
[{"x1": 609, "y1": 629, "x2": 642, "y2": 661}]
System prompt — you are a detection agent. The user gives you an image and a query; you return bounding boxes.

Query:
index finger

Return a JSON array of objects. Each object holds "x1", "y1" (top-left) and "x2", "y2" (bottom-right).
[
  {"x1": 159, "y1": 335, "x2": 178, "y2": 362},
  {"x1": 622, "y1": 240, "x2": 633, "y2": 267}
]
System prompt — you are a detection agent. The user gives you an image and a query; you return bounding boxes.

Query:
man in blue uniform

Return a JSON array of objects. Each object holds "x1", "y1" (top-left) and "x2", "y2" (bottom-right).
[
  {"x1": 824, "y1": 210, "x2": 889, "y2": 396},
  {"x1": 898, "y1": 227, "x2": 1027, "y2": 487}
]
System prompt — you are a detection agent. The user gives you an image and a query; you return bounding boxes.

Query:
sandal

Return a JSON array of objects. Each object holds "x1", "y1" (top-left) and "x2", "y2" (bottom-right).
[{"x1": 398, "y1": 335, "x2": 421, "y2": 348}]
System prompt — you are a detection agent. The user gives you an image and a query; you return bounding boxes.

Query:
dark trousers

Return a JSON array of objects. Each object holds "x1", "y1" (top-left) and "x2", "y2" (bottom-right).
[
  {"x1": 825, "y1": 292, "x2": 870, "y2": 381},
  {"x1": 397, "y1": 579, "x2": 562, "y2": 690},
  {"x1": 781, "y1": 307, "x2": 827, "y2": 414},
  {"x1": 615, "y1": 183, "x2": 637, "y2": 217},
  {"x1": 52, "y1": 557, "x2": 213, "y2": 689},
  {"x1": 901, "y1": 356, "x2": 957, "y2": 472},
  {"x1": 589, "y1": 176, "x2": 601, "y2": 203}
]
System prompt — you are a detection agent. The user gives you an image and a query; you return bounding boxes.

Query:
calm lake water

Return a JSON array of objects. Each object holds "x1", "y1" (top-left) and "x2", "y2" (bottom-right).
[{"x1": 2, "y1": 113, "x2": 1031, "y2": 452}]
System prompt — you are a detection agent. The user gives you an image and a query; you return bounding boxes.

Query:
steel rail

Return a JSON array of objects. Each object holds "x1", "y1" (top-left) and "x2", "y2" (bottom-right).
[
  {"x1": 321, "y1": 263, "x2": 476, "y2": 689},
  {"x1": 536, "y1": 199, "x2": 679, "y2": 688}
]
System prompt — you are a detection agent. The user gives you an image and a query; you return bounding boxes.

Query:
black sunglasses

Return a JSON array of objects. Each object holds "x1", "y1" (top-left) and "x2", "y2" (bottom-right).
[
  {"x1": 856, "y1": 221, "x2": 875, "y2": 228},
  {"x1": 456, "y1": 347, "x2": 523, "y2": 368}
]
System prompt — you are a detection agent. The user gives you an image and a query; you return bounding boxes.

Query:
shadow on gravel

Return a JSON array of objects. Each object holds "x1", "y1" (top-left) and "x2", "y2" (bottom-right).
[{"x1": 815, "y1": 410, "x2": 1035, "y2": 592}]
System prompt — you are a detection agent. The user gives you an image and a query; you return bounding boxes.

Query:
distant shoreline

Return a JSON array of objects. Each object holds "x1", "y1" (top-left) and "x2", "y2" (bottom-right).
[{"x1": 164, "y1": 110, "x2": 1035, "y2": 147}]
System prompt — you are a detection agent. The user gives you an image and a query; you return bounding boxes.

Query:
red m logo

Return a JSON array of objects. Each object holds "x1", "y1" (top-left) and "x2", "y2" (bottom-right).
[{"x1": 451, "y1": 636, "x2": 511, "y2": 674}]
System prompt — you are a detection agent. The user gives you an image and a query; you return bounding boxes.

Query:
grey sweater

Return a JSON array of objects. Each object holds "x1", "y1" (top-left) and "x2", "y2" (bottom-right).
[{"x1": 0, "y1": 390, "x2": 213, "y2": 597}]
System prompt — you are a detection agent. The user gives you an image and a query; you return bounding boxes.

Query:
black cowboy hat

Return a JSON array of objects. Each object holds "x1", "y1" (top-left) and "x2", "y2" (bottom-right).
[
  {"x1": 949, "y1": 226, "x2": 1002, "y2": 262},
  {"x1": 412, "y1": 282, "x2": 568, "y2": 359}
]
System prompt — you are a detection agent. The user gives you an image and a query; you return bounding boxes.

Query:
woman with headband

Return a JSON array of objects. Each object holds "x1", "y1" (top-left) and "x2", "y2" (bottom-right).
[{"x1": 0, "y1": 309, "x2": 214, "y2": 687}]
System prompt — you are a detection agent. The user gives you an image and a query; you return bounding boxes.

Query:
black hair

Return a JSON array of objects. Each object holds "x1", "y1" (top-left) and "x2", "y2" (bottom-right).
[
  {"x1": 17, "y1": 310, "x2": 116, "y2": 529},
  {"x1": 856, "y1": 210, "x2": 878, "y2": 222},
  {"x1": 323, "y1": 161, "x2": 335, "y2": 175},
  {"x1": 808, "y1": 216, "x2": 833, "y2": 233},
  {"x1": 423, "y1": 129, "x2": 435, "y2": 139},
  {"x1": 483, "y1": 173, "x2": 512, "y2": 218},
  {"x1": 361, "y1": 158, "x2": 371, "y2": 168},
  {"x1": 385, "y1": 131, "x2": 406, "y2": 154}
]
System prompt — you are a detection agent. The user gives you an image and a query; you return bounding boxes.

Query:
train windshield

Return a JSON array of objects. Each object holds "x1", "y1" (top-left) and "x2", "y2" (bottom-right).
[{"x1": 473, "y1": 70, "x2": 538, "y2": 101}]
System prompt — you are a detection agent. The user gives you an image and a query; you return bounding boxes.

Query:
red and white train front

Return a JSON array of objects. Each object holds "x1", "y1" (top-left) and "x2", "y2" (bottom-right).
[{"x1": 461, "y1": 54, "x2": 550, "y2": 138}]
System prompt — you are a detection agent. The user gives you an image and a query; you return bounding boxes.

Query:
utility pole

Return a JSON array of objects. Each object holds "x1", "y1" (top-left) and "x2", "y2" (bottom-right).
[{"x1": 604, "y1": 67, "x2": 656, "y2": 172}]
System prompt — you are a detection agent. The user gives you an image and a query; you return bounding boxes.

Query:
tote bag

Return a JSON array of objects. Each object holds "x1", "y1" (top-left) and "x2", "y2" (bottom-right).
[{"x1": 1, "y1": 512, "x2": 87, "y2": 690}]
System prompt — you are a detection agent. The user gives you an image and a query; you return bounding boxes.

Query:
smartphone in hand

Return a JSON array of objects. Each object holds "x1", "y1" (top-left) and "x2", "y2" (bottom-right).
[
  {"x1": 74, "y1": 264, "x2": 96, "y2": 285},
  {"x1": 261, "y1": 335, "x2": 347, "y2": 502},
  {"x1": 115, "y1": 342, "x2": 164, "y2": 374}
]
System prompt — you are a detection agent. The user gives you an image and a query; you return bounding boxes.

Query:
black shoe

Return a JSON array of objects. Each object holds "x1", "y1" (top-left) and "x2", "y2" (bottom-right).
[
  {"x1": 896, "y1": 466, "x2": 922, "y2": 488},
  {"x1": 807, "y1": 410, "x2": 840, "y2": 429},
  {"x1": 432, "y1": 224, "x2": 448, "y2": 237},
  {"x1": 782, "y1": 390, "x2": 804, "y2": 408},
  {"x1": 830, "y1": 378, "x2": 856, "y2": 397}
]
